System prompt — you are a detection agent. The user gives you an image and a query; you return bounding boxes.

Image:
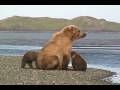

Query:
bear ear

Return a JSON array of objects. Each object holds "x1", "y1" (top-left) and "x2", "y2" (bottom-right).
[
  {"x1": 67, "y1": 25, "x2": 77, "y2": 33},
  {"x1": 68, "y1": 25, "x2": 73, "y2": 30},
  {"x1": 68, "y1": 25, "x2": 76, "y2": 30},
  {"x1": 63, "y1": 25, "x2": 75, "y2": 32}
]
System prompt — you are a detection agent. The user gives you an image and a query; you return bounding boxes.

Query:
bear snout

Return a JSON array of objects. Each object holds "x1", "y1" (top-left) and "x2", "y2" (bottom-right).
[{"x1": 79, "y1": 32, "x2": 86, "y2": 38}]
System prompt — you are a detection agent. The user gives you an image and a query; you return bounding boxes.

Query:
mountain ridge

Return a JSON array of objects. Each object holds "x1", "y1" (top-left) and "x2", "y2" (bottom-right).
[{"x1": 0, "y1": 16, "x2": 120, "y2": 31}]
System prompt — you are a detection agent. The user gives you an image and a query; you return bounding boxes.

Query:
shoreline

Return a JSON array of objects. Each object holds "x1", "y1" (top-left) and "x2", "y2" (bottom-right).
[
  {"x1": 87, "y1": 64, "x2": 120, "y2": 85},
  {"x1": 0, "y1": 56, "x2": 115, "y2": 85}
]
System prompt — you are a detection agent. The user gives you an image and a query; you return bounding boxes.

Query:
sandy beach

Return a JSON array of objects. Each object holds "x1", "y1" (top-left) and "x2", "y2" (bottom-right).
[{"x1": 0, "y1": 56, "x2": 114, "y2": 85}]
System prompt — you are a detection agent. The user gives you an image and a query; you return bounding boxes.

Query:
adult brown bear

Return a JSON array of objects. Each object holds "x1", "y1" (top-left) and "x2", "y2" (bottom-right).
[
  {"x1": 37, "y1": 25, "x2": 86, "y2": 70},
  {"x1": 71, "y1": 51, "x2": 87, "y2": 71},
  {"x1": 21, "y1": 51, "x2": 38, "y2": 69}
]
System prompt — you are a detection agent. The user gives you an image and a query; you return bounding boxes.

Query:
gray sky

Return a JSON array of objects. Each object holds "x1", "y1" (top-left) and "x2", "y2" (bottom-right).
[{"x1": 0, "y1": 5, "x2": 120, "y2": 23}]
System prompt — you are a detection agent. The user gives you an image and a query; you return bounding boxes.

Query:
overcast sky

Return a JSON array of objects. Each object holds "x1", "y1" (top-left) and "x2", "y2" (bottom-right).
[{"x1": 0, "y1": 5, "x2": 120, "y2": 23}]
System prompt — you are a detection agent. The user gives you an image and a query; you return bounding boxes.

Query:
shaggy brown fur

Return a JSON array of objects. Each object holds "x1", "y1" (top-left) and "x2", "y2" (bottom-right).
[
  {"x1": 37, "y1": 25, "x2": 86, "y2": 70},
  {"x1": 71, "y1": 51, "x2": 87, "y2": 71},
  {"x1": 21, "y1": 51, "x2": 38, "y2": 69}
]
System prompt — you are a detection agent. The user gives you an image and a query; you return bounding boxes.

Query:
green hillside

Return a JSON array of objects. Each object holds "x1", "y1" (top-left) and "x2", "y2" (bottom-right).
[{"x1": 0, "y1": 16, "x2": 120, "y2": 31}]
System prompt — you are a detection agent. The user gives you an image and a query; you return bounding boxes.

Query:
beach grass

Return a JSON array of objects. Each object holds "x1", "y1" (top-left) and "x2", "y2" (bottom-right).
[{"x1": 0, "y1": 56, "x2": 114, "y2": 85}]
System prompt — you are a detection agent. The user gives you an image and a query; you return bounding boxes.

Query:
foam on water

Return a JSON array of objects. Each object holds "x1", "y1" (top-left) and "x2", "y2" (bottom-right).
[
  {"x1": 0, "y1": 45, "x2": 41, "y2": 50},
  {"x1": 1, "y1": 45, "x2": 120, "y2": 51},
  {"x1": 0, "y1": 53, "x2": 23, "y2": 56}
]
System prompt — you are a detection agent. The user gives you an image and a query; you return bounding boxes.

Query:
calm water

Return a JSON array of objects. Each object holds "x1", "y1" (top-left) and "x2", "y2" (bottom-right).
[
  {"x1": 0, "y1": 31, "x2": 120, "y2": 84},
  {"x1": 0, "y1": 31, "x2": 120, "y2": 46}
]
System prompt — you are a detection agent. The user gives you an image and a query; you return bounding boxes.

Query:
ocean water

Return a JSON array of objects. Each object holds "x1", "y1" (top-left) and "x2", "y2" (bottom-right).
[{"x1": 0, "y1": 31, "x2": 120, "y2": 84}]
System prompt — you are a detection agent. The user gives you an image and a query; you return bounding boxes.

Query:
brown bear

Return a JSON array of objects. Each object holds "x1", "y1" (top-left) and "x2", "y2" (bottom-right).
[
  {"x1": 37, "y1": 25, "x2": 86, "y2": 70},
  {"x1": 21, "y1": 51, "x2": 38, "y2": 69},
  {"x1": 71, "y1": 51, "x2": 87, "y2": 71}
]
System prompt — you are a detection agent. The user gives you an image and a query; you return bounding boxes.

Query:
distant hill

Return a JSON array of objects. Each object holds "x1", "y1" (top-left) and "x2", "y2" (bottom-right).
[{"x1": 0, "y1": 16, "x2": 120, "y2": 31}]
